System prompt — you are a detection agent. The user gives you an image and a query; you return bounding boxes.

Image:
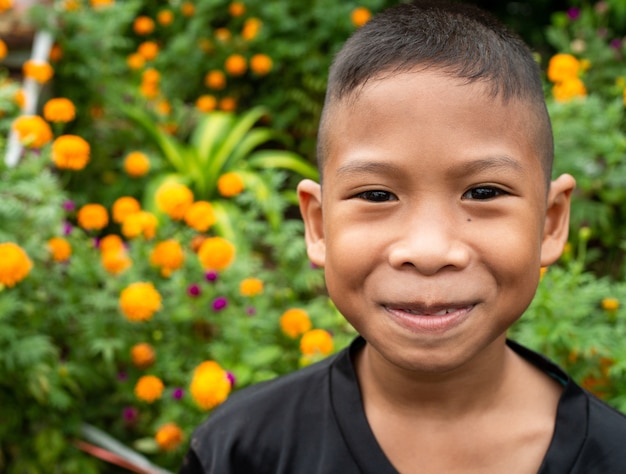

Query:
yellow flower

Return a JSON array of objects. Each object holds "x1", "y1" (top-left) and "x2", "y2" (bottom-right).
[
  {"x1": 121, "y1": 211, "x2": 158, "y2": 240},
  {"x1": 99, "y1": 234, "x2": 125, "y2": 253},
  {"x1": 204, "y1": 70, "x2": 226, "y2": 90},
  {"x1": 22, "y1": 60, "x2": 54, "y2": 83},
  {"x1": 133, "y1": 15, "x2": 155, "y2": 35},
  {"x1": 0, "y1": 39, "x2": 7, "y2": 61},
  {"x1": 157, "y1": 9, "x2": 174, "y2": 26},
  {"x1": 0, "y1": 242, "x2": 33, "y2": 287},
  {"x1": 300, "y1": 329, "x2": 334, "y2": 356},
  {"x1": 250, "y1": 54, "x2": 273, "y2": 75},
  {"x1": 112, "y1": 196, "x2": 141, "y2": 224},
  {"x1": 120, "y1": 282, "x2": 162, "y2": 322},
  {"x1": 229, "y1": 2, "x2": 245, "y2": 17},
  {"x1": 126, "y1": 53, "x2": 145, "y2": 70},
  {"x1": 241, "y1": 18, "x2": 262, "y2": 41},
  {"x1": 195, "y1": 94, "x2": 217, "y2": 112},
  {"x1": 47, "y1": 237, "x2": 72, "y2": 262},
  {"x1": 77, "y1": 203, "x2": 109, "y2": 231},
  {"x1": 155, "y1": 182, "x2": 194, "y2": 220},
  {"x1": 351, "y1": 7, "x2": 372, "y2": 27},
  {"x1": 101, "y1": 248, "x2": 132, "y2": 275},
  {"x1": 181, "y1": 1, "x2": 195, "y2": 17},
  {"x1": 225, "y1": 54, "x2": 247, "y2": 76},
  {"x1": 150, "y1": 239, "x2": 185, "y2": 276},
  {"x1": 123, "y1": 151, "x2": 150, "y2": 177},
  {"x1": 601, "y1": 298, "x2": 619, "y2": 312},
  {"x1": 547, "y1": 53, "x2": 580, "y2": 84},
  {"x1": 552, "y1": 77, "x2": 587, "y2": 102},
  {"x1": 134, "y1": 375, "x2": 164, "y2": 403},
  {"x1": 131, "y1": 343, "x2": 156, "y2": 369},
  {"x1": 138, "y1": 41, "x2": 159, "y2": 61},
  {"x1": 280, "y1": 308, "x2": 312, "y2": 339},
  {"x1": 217, "y1": 172, "x2": 245, "y2": 197},
  {"x1": 12, "y1": 115, "x2": 53, "y2": 148},
  {"x1": 155, "y1": 423, "x2": 184, "y2": 451},
  {"x1": 43, "y1": 97, "x2": 76, "y2": 122},
  {"x1": 190, "y1": 361, "x2": 231, "y2": 410},
  {"x1": 240, "y1": 278, "x2": 263, "y2": 297},
  {"x1": 197, "y1": 237, "x2": 235, "y2": 270},
  {"x1": 184, "y1": 200, "x2": 216, "y2": 232},
  {"x1": 51, "y1": 135, "x2": 91, "y2": 170}
]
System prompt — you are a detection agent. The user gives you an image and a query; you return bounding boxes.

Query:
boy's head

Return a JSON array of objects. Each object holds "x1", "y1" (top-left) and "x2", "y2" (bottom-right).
[
  {"x1": 318, "y1": 0, "x2": 553, "y2": 187},
  {"x1": 298, "y1": 1, "x2": 575, "y2": 374}
]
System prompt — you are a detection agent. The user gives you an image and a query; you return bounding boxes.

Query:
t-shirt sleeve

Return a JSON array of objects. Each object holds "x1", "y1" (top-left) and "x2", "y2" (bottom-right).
[{"x1": 178, "y1": 448, "x2": 205, "y2": 473}]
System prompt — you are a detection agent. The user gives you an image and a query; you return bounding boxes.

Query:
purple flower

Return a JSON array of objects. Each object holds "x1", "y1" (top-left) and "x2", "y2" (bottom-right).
[
  {"x1": 187, "y1": 284, "x2": 201, "y2": 297},
  {"x1": 610, "y1": 38, "x2": 622, "y2": 50},
  {"x1": 567, "y1": 7, "x2": 580, "y2": 20},
  {"x1": 172, "y1": 387, "x2": 184, "y2": 400},
  {"x1": 62, "y1": 200, "x2": 76, "y2": 212},
  {"x1": 212, "y1": 296, "x2": 228, "y2": 311},
  {"x1": 63, "y1": 221, "x2": 73, "y2": 236},
  {"x1": 117, "y1": 371, "x2": 128, "y2": 382},
  {"x1": 123, "y1": 406, "x2": 138, "y2": 422},
  {"x1": 246, "y1": 306, "x2": 257, "y2": 316},
  {"x1": 226, "y1": 371, "x2": 236, "y2": 387},
  {"x1": 205, "y1": 270, "x2": 219, "y2": 282}
]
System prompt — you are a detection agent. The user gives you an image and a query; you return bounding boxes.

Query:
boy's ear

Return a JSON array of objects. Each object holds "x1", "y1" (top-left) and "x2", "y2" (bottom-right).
[
  {"x1": 540, "y1": 173, "x2": 576, "y2": 266},
  {"x1": 297, "y1": 179, "x2": 326, "y2": 267}
]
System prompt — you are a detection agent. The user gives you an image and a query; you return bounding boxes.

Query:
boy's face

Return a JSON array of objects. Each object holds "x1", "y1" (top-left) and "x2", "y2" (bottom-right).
[{"x1": 299, "y1": 69, "x2": 574, "y2": 374}]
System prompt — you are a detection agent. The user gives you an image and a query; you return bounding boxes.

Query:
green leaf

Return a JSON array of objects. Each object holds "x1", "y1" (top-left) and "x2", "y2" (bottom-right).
[{"x1": 248, "y1": 150, "x2": 319, "y2": 180}]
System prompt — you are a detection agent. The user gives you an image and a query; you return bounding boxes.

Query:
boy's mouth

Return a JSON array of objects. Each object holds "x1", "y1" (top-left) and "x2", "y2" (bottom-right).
[{"x1": 383, "y1": 303, "x2": 476, "y2": 333}]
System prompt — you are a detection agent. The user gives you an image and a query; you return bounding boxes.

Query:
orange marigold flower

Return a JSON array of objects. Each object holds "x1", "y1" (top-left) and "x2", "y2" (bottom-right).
[
  {"x1": 133, "y1": 15, "x2": 155, "y2": 35},
  {"x1": 250, "y1": 54, "x2": 273, "y2": 75},
  {"x1": 43, "y1": 97, "x2": 76, "y2": 123},
  {"x1": 14, "y1": 89, "x2": 25, "y2": 109},
  {"x1": 156, "y1": 99, "x2": 171, "y2": 116},
  {"x1": 121, "y1": 211, "x2": 158, "y2": 240},
  {"x1": 63, "y1": 0, "x2": 80, "y2": 11},
  {"x1": 242, "y1": 18, "x2": 262, "y2": 41},
  {"x1": 229, "y1": 2, "x2": 245, "y2": 17},
  {"x1": 47, "y1": 237, "x2": 72, "y2": 262},
  {"x1": 138, "y1": 41, "x2": 159, "y2": 61},
  {"x1": 131, "y1": 342, "x2": 156, "y2": 369},
  {"x1": 123, "y1": 151, "x2": 150, "y2": 177},
  {"x1": 240, "y1": 277, "x2": 263, "y2": 297},
  {"x1": 225, "y1": 54, "x2": 246, "y2": 76},
  {"x1": 150, "y1": 239, "x2": 185, "y2": 276},
  {"x1": 0, "y1": 39, "x2": 7, "y2": 61},
  {"x1": 49, "y1": 43, "x2": 63, "y2": 62},
  {"x1": 134, "y1": 375, "x2": 164, "y2": 403},
  {"x1": 547, "y1": 53, "x2": 580, "y2": 84},
  {"x1": 351, "y1": 7, "x2": 372, "y2": 27},
  {"x1": 155, "y1": 182, "x2": 194, "y2": 220},
  {"x1": 181, "y1": 1, "x2": 195, "y2": 16},
  {"x1": 156, "y1": 423, "x2": 184, "y2": 451},
  {"x1": 195, "y1": 94, "x2": 217, "y2": 112},
  {"x1": 204, "y1": 70, "x2": 226, "y2": 90},
  {"x1": 300, "y1": 329, "x2": 334, "y2": 356},
  {"x1": 184, "y1": 200, "x2": 216, "y2": 232},
  {"x1": 22, "y1": 60, "x2": 54, "y2": 83},
  {"x1": 190, "y1": 361, "x2": 231, "y2": 410},
  {"x1": 12, "y1": 115, "x2": 53, "y2": 148},
  {"x1": 51, "y1": 135, "x2": 91, "y2": 170},
  {"x1": 101, "y1": 248, "x2": 132, "y2": 274},
  {"x1": 214, "y1": 28, "x2": 231, "y2": 43},
  {"x1": 217, "y1": 172, "x2": 244, "y2": 197},
  {"x1": 219, "y1": 97, "x2": 237, "y2": 112},
  {"x1": 127, "y1": 52, "x2": 145, "y2": 70},
  {"x1": 198, "y1": 38, "x2": 214, "y2": 53},
  {"x1": 279, "y1": 308, "x2": 312, "y2": 338},
  {"x1": 120, "y1": 282, "x2": 162, "y2": 321},
  {"x1": 0, "y1": 242, "x2": 33, "y2": 287},
  {"x1": 157, "y1": 9, "x2": 174, "y2": 26},
  {"x1": 140, "y1": 81, "x2": 159, "y2": 99},
  {"x1": 112, "y1": 196, "x2": 141, "y2": 224},
  {"x1": 77, "y1": 203, "x2": 109, "y2": 231},
  {"x1": 601, "y1": 298, "x2": 619, "y2": 311},
  {"x1": 0, "y1": 0, "x2": 13, "y2": 13},
  {"x1": 197, "y1": 237, "x2": 235, "y2": 270},
  {"x1": 552, "y1": 77, "x2": 587, "y2": 102},
  {"x1": 539, "y1": 266, "x2": 548, "y2": 281},
  {"x1": 99, "y1": 234, "x2": 125, "y2": 253},
  {"x1": 90, "y1": 0, "x2": 114, "y2": 7}
]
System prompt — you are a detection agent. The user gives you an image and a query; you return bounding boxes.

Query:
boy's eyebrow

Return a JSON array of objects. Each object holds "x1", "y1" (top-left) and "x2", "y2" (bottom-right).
[
  {"x1": 334, "y1": 160, "x2": 402, "y2": 178},
  {"x1": 456, "y1": 155, "x2": 525, "y2": 176}
]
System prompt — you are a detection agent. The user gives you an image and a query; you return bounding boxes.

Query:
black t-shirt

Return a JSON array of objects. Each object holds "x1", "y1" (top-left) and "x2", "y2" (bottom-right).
[{"x1": 179, "y1": 337, "x2": 626, "y2": 473}]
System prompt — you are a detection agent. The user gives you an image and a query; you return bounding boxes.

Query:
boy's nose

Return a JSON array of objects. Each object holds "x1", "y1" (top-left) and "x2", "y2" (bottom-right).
[{"x1": 387, "y1": 207, "x2": 470, "y2": 275}]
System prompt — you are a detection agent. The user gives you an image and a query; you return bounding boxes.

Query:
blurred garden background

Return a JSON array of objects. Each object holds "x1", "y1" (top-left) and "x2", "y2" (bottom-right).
[{"x1": 2, "y1": 0, "x2": 626, "y2": 472}]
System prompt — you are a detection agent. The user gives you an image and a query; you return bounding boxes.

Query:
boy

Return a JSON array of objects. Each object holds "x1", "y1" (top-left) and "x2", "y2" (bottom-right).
[{"x1": 181, "y1": 1, "x2": 626, "y2": 472}]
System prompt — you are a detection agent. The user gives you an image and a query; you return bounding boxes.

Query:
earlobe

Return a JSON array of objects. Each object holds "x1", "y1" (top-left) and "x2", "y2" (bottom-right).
[
  {"x1": 540, "y1": 173, "x2": 576, "y2": 266},
  {"x1": 297, "y1": 179, "x2": 326, "y2": 267}
]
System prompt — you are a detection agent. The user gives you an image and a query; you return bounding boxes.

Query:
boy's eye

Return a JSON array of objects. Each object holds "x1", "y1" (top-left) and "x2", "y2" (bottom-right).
[
  {"x1": 354, "y1": 190, "x2": 397, "y2": 202},
  {"x1": 462, "y1": 186, "x2": 507, "y2": 200}
]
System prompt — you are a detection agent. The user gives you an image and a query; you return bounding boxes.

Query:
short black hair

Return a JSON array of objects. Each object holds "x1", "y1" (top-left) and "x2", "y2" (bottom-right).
[{"x1": 317, "y1": 0, "x2": 553, "y2": 185}]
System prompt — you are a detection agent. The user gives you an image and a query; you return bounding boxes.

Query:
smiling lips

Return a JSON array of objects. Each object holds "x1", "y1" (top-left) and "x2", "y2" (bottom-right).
[{"x1": 384, "y1": 304, "x2": 475, "y2": 333}]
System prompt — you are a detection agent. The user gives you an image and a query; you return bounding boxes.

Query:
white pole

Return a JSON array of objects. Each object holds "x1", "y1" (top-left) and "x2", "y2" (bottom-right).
[{"x1": 4, "y1": 29, "x2": 54, "y2": 167}]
